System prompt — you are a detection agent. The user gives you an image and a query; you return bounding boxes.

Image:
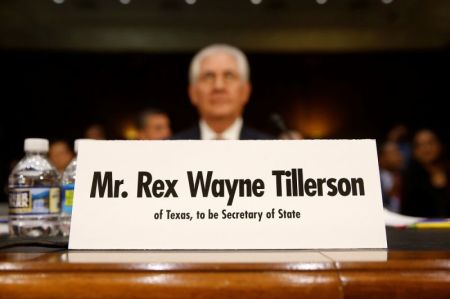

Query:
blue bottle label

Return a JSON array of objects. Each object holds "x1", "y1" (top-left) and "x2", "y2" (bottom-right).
[
  {"x1": 61, "y1": 183, "x2": 74, "y2": 214},
  {"x1": 9, "y1": 187, "x2": 60, "y2": 215}
]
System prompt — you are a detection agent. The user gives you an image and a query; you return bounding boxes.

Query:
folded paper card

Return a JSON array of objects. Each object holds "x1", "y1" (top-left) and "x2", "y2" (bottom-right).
[{"x1": 69, "y1": 140, "x2": 387, "y2": 250}]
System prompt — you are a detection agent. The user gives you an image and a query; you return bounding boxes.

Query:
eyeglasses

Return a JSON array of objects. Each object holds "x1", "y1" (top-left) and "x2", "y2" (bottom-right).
[{"x1": 198, "y1": 71, "x2": 241, "y2": 85}]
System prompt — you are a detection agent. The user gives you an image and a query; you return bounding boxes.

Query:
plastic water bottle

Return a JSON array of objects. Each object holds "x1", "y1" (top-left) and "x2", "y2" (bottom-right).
[
  {"x1": 60, "y1": 139, "x2": 81, "y2": 237},
  {"x1": 8, "y1": 138, "x2": 61, "y2": 237}
]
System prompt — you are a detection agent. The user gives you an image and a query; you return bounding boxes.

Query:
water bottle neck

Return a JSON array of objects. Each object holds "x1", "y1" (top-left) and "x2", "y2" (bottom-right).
[{"x1": 25, "y1": 151, "x2": 48, "y2": 157}]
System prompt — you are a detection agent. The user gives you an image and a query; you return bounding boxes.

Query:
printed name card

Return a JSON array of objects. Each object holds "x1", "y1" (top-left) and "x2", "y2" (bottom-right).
[{"x1": 69, "y1": 140, "x2": 387, "y2": 250}]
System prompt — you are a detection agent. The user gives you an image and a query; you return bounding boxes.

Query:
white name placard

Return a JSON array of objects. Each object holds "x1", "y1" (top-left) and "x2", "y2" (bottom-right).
[{"x1": 69, "y1": 140, "x2": 386, "y2": 250}]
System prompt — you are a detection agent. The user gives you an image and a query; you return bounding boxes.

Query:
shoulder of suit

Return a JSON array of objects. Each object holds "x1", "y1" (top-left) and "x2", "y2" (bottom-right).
[
  {"x1": 241, "y1": 126, "x2": 274, "y2": 140},
  {"x1": 171, "y1": 126, "x2": 200, "y2": 140}
]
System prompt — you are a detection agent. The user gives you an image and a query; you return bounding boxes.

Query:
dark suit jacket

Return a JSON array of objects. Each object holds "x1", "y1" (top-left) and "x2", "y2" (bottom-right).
[{"x1": 171, "y1": 124, "x2": 273, "y2": 140}]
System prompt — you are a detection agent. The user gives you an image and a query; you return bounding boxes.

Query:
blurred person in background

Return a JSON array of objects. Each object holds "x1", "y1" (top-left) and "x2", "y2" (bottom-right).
[
  {"x1": 137, "y1": 109, "x2": 172, "y2": 140},
  {"x1": 386, "y1": 123, "x2": 412, "y2": 165},
  {"x1": 401, "y1": 129, "x2": 450, "y2": 217},
  {"x1": 49, "y1": 140, "x2": 74, "y2": 174},
  {"x1": 379, "y1": 141, "x2": 404, "y2": 212},
  {"x1": 84, "y1": 124, "x2": 106, "y2": 140},
  {"x1": 172, "y1": 44, "x2": 271, "y2": 140}
]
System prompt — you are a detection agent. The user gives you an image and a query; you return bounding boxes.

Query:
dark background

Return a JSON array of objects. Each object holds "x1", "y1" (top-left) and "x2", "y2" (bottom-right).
[{"x1": 3, "y1": 50, "x2": 449, "y2": 141}]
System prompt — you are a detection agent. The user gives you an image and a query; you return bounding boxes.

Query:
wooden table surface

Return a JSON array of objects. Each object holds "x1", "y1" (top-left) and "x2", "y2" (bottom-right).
[
  {"x1": 1, "y1": 227, "x2": 449, "y2": 298},
  {"x1": 1, "y1": 249, "x2": 449, "y2": 299}
]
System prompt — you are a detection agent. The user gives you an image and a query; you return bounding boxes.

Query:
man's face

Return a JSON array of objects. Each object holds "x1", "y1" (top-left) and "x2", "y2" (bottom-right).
[
  {"x1": 380, "y1": 143, "x2": 404, "y2": 171},
  {"x1": 189, "y1": 52, "x2": 251, "y2": 121},
  {"x1": 413, "y1": 130, "x2": 442, "y2": 165},
  {"x1": 139, "y1": 114, "x2": 172, "y2": 140},
  {"x1": 49, "y1": 142, "x2": 74, "y2": 172}
]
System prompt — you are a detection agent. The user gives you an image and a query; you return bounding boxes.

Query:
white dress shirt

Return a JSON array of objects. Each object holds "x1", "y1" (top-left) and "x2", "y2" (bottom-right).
[{"x1": 199, "y1": 118, "x2": 243, "y2": 140}]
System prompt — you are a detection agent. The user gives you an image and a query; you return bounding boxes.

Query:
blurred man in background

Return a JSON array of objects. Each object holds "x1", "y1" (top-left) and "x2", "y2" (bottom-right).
[
  {"x1": 172, "y1": 44, "x2": 271, "y2": 140},
  {"x1": 137, "y1": 109, "x2": 172, "y2": 140},
  {"x1": 379, "y1": 141, "x2": 404, "y2": 212},
  {"x1": 84, "y1": 124, "x2": 106, "y2": 140},
  {"x1": 401, "y1": 129, "x2": 450, "y2": 217},
  {"x1": 49, "y1": 140, "x2": 74, "y2": 174}
]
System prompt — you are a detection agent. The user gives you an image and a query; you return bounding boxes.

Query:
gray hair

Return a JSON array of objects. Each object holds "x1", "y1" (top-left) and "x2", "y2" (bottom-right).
[{"x1": 189, "y1": 44, "x2": 250, "y2": 84}]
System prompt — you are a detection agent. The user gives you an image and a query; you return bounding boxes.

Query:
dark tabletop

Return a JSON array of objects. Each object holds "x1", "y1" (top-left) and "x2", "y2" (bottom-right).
[{"x1": 0, "y1": 227, "x2": 449, "y2": 252}]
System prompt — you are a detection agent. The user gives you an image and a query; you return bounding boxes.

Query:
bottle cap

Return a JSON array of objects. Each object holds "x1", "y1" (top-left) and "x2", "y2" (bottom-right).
[{"x1": 24, "y1": 138, "x2": 49, "y2": 153}]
